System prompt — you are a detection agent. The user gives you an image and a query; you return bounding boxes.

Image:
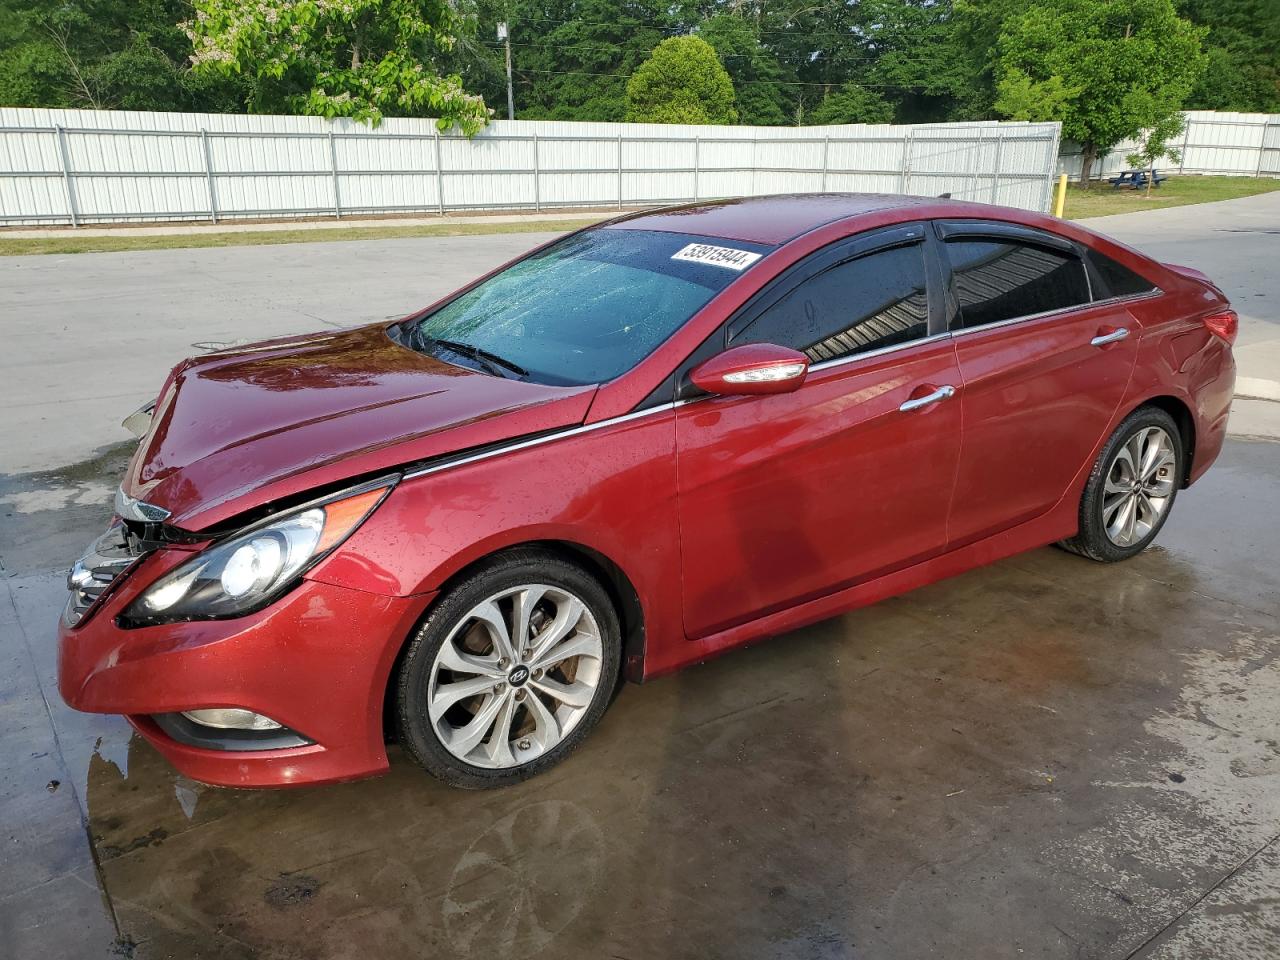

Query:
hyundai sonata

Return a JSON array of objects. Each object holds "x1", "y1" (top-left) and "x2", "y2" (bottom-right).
[{"x1": 58, "y1": 194, "x2": 1236, "y2": 789}]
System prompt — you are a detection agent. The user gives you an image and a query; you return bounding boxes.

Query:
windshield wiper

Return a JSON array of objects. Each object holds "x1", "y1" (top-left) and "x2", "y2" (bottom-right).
[{"x1": 414, "y1": 333, "x2": 529, "y2": 379}]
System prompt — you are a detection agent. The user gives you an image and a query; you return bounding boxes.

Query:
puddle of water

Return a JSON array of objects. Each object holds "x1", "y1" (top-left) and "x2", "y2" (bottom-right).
[
  {"x1": 1045, "y1": 615, "x2": 1280, "y2": 923},
  {"x1": 0, "y1": 482, "x2": 115, "y2": 514},
  {"x1": 0, "y1": 440, "x2": 135, "y2": 574}
]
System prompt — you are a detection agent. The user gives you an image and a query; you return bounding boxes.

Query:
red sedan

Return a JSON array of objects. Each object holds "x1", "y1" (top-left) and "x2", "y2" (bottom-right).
[{"x1": 57, "y1": 194, "x2": 1236, "y2": 789}]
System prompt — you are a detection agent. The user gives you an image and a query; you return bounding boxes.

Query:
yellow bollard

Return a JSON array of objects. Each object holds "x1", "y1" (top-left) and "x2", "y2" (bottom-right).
[{"x1": 1053, "y1": 173, "x2": 1069, "y2": 218}]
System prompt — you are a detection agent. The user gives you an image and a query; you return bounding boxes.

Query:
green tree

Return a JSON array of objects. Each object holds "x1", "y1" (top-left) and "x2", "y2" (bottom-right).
[
  {"x1": 762, "y1": 0, "x2": 878, "y2": 124},
  {"x1": 699, "y1": 14, "x2": 791, "y2": 126},
  {"x1": 434, "y1": 0, "x2": 675, "y2": 122},
  {"x1": 1178, "y1": 0, "x2": 1279, "y2": 112},
  {"x1": 1126, "y1": 111, "x2": 1184, "y2": 195},
  {"x1": 861, "y1": 0, "x2": 979, "y2": 123},
  {"x1": 992, "y1": 71, "x2": 1078, "y2": 120},
  {"x1": 625, "y1": 35, "x2": 736, "y2": 124},
  {"x1": 807, "y1": 83, "x2": 894, "y2": 125},
  {"x1": 0, "y1": 0, "x2": 245, "y2": 111},
  {"x1": 950, "y1": 0, "x2": 1038, "y2": 117},
  {"x1": 994, "y1": 0, "x2": 1207, "y2": 182},
  {"x1": 186, "y1": 0, "x2": 490, "y2": 130}
]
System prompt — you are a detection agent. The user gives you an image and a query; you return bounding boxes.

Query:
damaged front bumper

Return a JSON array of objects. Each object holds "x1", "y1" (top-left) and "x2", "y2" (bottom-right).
[{"x1": 58, "y1": 515, "x2": 433, "y2": 788}]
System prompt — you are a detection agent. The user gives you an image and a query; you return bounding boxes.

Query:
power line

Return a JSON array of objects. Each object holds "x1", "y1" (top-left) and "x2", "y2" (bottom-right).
[
  {"x1": 490, "y1": 11, "x2": 957, "y2": 41},
  {"x1": 510, "y1": 66, "x2": 920, "y2": 89},
  {"x1": 481, "y1": 39, "x2": 942, "y2": 65}
]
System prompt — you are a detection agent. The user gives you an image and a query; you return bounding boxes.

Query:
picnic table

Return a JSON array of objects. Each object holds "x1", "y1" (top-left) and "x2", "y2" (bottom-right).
[{"x1": 1109, "y1": 169, "x2": 1168, "y2": 189}]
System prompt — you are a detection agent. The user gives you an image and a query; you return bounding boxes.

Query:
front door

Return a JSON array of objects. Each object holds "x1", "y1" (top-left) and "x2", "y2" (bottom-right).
[{"x1": 675, "y1": 228, "x2": 963, "y2": 639}]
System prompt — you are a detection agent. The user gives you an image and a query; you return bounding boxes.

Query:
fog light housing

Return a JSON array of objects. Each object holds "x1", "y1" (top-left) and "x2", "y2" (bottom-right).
[{"x1": 181, "y1": 708, "x2": 283, "y2": 731}]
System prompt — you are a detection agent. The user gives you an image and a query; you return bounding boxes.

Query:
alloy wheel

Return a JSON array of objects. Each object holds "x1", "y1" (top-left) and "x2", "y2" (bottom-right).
[
  {"x1": 1102, "y1": 426, "x2": 1177, "y2": 547},
  {"x1": 427, "y1": 584, "x2": 604, "y2": 769}
]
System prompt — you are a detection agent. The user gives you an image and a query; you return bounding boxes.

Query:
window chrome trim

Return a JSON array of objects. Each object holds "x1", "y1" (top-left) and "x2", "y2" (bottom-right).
[
  {"x1": 402, "y1": 402, "x2": 682, "y2": 481},
  {"x1": 950, "y1": 307, "x2": 1077, "y2": 337},
  {"x1": 949, "y1": 287, "x2": 1164, "y2": 339},
  {"x1": 1085, "y1": 288, "x2": 1164, "y2": 310},
  {"x1": 807, "y1": 331, "x2": 954, "y2": 373}
]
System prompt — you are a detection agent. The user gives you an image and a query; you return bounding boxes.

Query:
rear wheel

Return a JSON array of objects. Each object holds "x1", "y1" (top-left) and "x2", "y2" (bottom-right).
[
  {"x1": 1058, "y1": 406, "x2": 1183, "y2": 563},
  {"x1": 395, "y1": 549, "x2": 621, "y2": 789}
]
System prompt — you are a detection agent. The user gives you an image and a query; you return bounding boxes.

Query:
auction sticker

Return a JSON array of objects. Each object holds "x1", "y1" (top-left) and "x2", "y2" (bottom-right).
[{"x1": 671, "y1": 243, "x2": 762, "y2": 271}]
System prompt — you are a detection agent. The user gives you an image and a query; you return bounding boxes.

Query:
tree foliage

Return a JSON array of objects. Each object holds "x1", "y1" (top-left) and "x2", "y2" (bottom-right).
[
  {"x1": 699, "y1": 14, "x2": 791, "y2": 126},
  {"x1": 1178, "y1": 0, "x2": 1280, "y2": 112},
  {"x1": 1126, "y1": 110, "x2": 1184, "y2": 194},
  {"x1": 2, "y1": 0, "x2": 1274, "y2": 131},
  {"x1": 475, "y1": 0, "x2": 675, "y2": 122},
  {"x1": 625, "y1": 36, "x2": 736, "y2": 124},
  {"x1": 807, "y1": 83, "x2": 894, "y2": 125},
  {"x1": 994, "y1": 0, "x2": 1206, "y2": 180},
  {"x1": 185, "y1": 0, "x2": 490, "y2": 130},
  {"x1": 860, "y1": 0, "x2": 980, "y2": 123},
  {"x1": 0, "y1": 0, "x2": 245, "y2": 111}
]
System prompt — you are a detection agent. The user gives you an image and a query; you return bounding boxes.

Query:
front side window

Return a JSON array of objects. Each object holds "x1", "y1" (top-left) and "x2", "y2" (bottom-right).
[
  {"x1": 734, "y1": 243, "x2": 930, "y2": 363},
  {"x1": 946, "y1": 239, "x2": 1091, "y2": 329},
  {"x1": 403, "y1": 229, "x2": 772, "y2": 386}
]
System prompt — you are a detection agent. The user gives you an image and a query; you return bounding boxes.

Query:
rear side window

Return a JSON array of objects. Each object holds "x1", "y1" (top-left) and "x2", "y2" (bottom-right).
[
  {"x1": 945, "y1": 240, "x2": 1091, "y2": 329},
  {"x1": 1087, "y1": 249, "x2": 1158, "y2": 298},
  {"x1": 734, "y1": 243, "x2": 929, "y2": 363}
]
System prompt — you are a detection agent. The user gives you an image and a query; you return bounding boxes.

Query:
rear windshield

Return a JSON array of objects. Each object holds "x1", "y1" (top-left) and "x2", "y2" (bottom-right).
[{"x1": 404, "y1": 228, "x2": 773, "y2": 385}]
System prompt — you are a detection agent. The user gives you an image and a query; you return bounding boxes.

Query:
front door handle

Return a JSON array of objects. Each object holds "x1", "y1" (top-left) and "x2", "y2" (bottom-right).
[
  {"x1": 899, "y1": 384, "x2": 956, "y2": 413},
  {"x1": 1090, "y1": 327, "x2": 1129, "y2": 347}
]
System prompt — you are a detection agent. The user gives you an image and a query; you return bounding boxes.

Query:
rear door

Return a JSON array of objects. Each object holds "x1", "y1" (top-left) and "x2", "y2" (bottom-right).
[
  {"x1": 937, "y1": 221, "x2": 1140, "y2": 548},
  {"x1": 674, "y1": 224, "x2": 963, "y2": 638}
]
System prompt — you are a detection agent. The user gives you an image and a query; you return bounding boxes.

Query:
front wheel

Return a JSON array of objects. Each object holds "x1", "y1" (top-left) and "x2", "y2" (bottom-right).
[
  {"x1": 1058, "y1": 407, "x2": 1183, "y2": 563},
  {"x1": 394, "y1": 549, "x2": 621, "y2": 789}
]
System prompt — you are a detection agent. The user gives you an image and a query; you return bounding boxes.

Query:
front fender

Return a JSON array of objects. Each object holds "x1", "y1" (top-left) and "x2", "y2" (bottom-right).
[{"x1": 307, "y1": 409, "x2": 685, "y2": 658}]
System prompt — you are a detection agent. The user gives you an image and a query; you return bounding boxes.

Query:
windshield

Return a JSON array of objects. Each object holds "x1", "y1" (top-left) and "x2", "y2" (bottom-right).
[{"x1": 405, "y1": 229, "x2": 773, "y2": 385}]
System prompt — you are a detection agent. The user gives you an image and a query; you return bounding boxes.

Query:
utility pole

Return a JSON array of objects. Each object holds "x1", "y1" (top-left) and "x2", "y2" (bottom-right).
[{"x1": 497, "y1": 21, "x2": 514, "y2": 120}]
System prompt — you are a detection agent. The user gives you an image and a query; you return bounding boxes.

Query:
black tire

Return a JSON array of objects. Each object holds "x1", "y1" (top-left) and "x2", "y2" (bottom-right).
[
  {"x1": 1057, "y1": 406, "x2": 1183, "y2": 563},
  {"x1": 394, "y1": 548, "x2": 621, "y2": 789}
]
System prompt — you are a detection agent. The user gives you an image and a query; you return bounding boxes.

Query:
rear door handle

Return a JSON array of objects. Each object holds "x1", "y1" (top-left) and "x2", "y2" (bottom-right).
[
  {"x1": 899, "y1": 384, "x2": 956, "y2": 413},
  {"x1": 1090, "y1": 327, "x2": 1129, "y2": 347}
]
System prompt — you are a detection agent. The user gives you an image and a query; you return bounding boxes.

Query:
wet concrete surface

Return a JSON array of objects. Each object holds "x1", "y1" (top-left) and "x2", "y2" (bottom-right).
[{"x1": 1, "y1": 436, "x2": 1278, "y2": 959}]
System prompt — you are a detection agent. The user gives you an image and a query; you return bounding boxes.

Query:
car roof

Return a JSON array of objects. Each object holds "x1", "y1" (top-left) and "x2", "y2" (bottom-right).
[{"x1": 602, "y1": 193, "x2": 1020, "y2": 246}]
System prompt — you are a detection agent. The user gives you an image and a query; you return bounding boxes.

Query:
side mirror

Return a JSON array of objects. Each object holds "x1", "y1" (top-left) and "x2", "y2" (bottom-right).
[{"x1": 689, "y1": 343, "x2": 809, "y2": 397}]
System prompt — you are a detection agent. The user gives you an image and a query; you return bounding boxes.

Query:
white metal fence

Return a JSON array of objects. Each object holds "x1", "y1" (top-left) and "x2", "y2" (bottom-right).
[
  {"x1": 1058, "y1": 110, "x2": 1280, "y2": 181},
  {"x1": 0, "y1": 108, "x2": 1061, "y2": 227}
]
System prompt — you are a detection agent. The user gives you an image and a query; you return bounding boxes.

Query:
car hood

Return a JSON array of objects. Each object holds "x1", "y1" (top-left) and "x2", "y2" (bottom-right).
[{"x1": 122, "y1": 325, "x2": 596, "y2": 531}]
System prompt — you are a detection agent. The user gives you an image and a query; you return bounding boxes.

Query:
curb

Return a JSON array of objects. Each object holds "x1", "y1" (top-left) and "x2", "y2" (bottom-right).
[
  {"x1": 1228, "y1": 396, "x2": 1280, "y2": 441},
  {"x1": 1236, "y1": 377, "x2": 1280, "y2": 403}
]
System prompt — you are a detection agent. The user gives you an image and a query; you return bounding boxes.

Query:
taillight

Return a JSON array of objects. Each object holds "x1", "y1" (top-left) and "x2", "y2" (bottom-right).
[{"x1": 1203, "y1": 310, "x2": 1238, "y2": 345}]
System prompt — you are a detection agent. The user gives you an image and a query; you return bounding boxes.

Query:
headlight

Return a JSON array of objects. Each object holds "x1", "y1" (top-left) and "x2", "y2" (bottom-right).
[{"x1": 122, "y1": 480, "x2": 393, "y2": 625}]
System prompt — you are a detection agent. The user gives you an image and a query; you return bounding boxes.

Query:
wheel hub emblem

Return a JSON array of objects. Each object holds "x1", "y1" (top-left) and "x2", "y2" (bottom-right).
[{"x1": 508, "y1": 664, "x2": 530, "y2": 687}]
